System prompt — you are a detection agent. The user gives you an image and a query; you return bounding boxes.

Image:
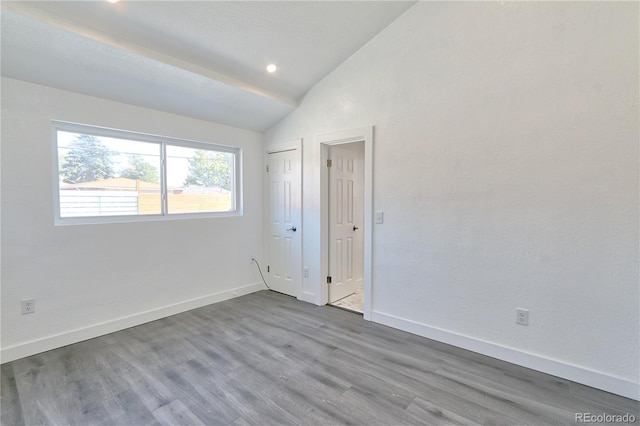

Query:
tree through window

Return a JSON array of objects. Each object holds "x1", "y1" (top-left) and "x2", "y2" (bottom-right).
[{"x1": 54, "y1": 122, "x2": 240, "y2": 224}]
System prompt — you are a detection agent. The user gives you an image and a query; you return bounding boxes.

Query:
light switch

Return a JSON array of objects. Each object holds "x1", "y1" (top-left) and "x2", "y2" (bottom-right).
[{"x1": 375, "y1": 211, "x2": 384, "y2": 224}]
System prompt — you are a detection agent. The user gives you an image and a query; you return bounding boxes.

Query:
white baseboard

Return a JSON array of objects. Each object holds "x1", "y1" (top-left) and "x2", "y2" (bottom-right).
[
  {"x1": 1, "y1": 282, "x2": 264, "y2": 364},
  {"x1": 371, "y1": 310, "x2": 639, "y2": 401},
  {"x1": 298, "y1": 291, "x2": 318, "y2": 305}
]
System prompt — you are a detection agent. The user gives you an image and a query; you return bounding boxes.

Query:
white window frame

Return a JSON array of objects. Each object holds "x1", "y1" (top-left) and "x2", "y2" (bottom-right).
[{"x1": 52, "y1": 121, "x2": 243, "y2": 225}]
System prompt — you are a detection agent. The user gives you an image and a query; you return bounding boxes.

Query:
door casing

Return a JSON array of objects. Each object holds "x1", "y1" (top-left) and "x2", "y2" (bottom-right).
[{"x1": 319, "y1": 127, "x2": 373, "y2": 320}]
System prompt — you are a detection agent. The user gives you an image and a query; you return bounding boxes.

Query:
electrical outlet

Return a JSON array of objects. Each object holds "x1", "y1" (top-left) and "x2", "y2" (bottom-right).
[
  {"x1": 21, "y1": 298, "x2": 35, "y2": 315},
  {"x1": 516, "y1": 308, "x2": 529, "y2": 326},
  {"x1": 303, "y1": 267, "x2": 309, "y2": 278}
]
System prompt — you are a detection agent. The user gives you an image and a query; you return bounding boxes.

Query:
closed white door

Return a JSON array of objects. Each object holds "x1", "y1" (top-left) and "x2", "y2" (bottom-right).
[
  {"x1": 328, "y1": 144, "x2": 364, "y2": 303},
  {"x1": 268, "y1": 150, "x2": 301, "y2": 297}
]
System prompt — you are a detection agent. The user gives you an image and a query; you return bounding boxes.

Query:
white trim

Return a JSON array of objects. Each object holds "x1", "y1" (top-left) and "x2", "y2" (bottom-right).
[
  {"x1": 299, "y1": 291, "x2": 318, "y2": 305},
  {"x1": 372, "y1": 310, "x2": 640, "y2": 401},
  {"x1": 53, "y1": 210, "x2": 243, "y2": 226},
  {"x1": 161, "y1": 142, "x2": 168, "y2": 215},
  {"x1": 1, "y1": 282, "x2": 264, "y2": 364},
  {"x1": 318, "y1": 127, "x2": 373, "y2": 320},
  {"x1": 266, "y1": 139, "x2": 303, "y2": 155},
  {"x1": 52, "y1": 120, "x2": 242, "y2": 226}
]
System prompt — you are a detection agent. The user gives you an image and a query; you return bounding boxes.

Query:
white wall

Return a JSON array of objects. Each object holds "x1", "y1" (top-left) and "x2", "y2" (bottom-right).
[
  {"x1": 1, "y1": 77, "x2": 265, "y2": 361},
  {"x1": 266, "y1": 2, "x2": 639, "y2": 399}
]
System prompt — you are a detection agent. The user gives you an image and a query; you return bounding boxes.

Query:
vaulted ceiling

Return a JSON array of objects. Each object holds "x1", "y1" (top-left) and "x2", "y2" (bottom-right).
[{"x1": 1, "y1": 1, "x2": 415, "y2": 132}]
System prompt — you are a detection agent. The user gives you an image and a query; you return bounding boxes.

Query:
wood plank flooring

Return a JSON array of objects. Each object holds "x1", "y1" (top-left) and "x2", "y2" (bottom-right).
[{"x1": 2, "y1": 291, "x2": 638, "y2": 425}]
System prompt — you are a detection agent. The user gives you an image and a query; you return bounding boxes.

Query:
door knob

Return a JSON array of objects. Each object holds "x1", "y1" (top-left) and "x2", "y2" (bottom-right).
[
  {"x1": 353, "y1": 226, "x2": 359, "y2": 231},
  {"x1": 287, "y1": 226, "x2": 297, "y2": 232}
]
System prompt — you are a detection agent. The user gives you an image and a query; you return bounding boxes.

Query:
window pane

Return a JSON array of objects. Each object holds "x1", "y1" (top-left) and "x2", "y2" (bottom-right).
[
  {"x1": 54, "y1": 123, "x2": 241, "y2": 224},
  {"x1": 57, "y1": 131, "x2": 161, "y2": 217},
  {"x1": 166, "y1": 145, "x2": 234, "y2": 214}
]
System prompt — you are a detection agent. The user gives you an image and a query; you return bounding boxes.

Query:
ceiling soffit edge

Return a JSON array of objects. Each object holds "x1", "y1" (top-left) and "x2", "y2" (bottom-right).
[{"x1": 3, "y1": 2, "x2": 299, "y2": 110}]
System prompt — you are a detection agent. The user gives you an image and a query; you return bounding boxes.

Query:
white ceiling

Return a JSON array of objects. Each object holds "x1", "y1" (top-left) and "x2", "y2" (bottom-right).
[{"x1": 1, "y1": 1, "x2": 415, "y2": 132}]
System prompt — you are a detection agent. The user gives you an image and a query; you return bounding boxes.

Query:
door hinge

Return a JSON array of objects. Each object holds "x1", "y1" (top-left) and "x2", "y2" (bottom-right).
[
  {"x1": 326, "y1": 159, "x2": 332, "y2": 167},
  {"x1": 266, "y1": 165, "x2": 270, "y2": 172},
  {"x1": 267, "y1": 265, "x2": 270, "y2": 273},
  {"x1": 326, "y1": 276, "x2": 332, "y2": 284}
]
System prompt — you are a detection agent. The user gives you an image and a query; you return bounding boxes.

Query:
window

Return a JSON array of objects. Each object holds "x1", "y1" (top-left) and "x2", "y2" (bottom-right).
[{"x1": 54, "y1": 121, "x2": 241, "y2": 225}]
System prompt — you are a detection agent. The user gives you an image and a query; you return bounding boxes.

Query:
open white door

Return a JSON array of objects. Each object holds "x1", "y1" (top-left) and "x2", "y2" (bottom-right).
[
  {"x1": 267, "y1": 149, "x2": 301, "y2": 297},
  {"x1": 328, "y1": 144, "x2": 364, "y2": 303}
]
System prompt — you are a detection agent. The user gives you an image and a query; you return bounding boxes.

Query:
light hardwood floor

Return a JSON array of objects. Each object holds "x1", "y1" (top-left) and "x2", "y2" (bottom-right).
[{"x1": 2, "y1": 291, "x2": 638, "y2": 425}]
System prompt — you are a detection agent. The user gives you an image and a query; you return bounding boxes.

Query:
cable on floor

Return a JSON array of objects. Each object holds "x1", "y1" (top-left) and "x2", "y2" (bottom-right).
[{"x1": 251, "y1": 258, "x2": 271, "y2": 290}]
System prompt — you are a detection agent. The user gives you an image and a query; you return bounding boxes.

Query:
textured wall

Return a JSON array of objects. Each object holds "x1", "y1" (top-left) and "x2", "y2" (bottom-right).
[
  {"x1": 1, "y1": 78, "x2": 265, "y2": 359},
  {"x1": 266, "y1": 2, "x2": 639, "y2": 396}
]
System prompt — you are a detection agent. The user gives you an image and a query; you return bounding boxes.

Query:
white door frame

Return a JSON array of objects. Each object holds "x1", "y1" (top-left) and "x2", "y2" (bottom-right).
[
  {"x1": 264, "y1": 139, "x2": 303, "y2": 299},
  {"x1": 318, "y1": 127, "x2": 373, "y2": 320}
]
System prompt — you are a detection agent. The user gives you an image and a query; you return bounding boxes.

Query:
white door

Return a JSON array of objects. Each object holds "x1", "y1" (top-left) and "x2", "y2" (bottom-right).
[
  {"x1": 328, "y1": 144, "x2": 364, "y2": 303},
  {"x1": 268, "y1": 150, "x2": 301, "y2": 297}
]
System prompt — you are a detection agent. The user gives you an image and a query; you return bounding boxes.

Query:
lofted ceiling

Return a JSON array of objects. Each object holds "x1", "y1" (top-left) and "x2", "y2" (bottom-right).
[{"x1": 1, "y1": 1, "x2": 415, "y2": 132}]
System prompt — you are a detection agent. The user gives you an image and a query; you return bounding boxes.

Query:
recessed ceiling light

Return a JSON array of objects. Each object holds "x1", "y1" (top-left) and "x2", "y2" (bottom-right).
[
  {"x1": 106, "y1": 0, "x2": 120, "y2": 3},
  {"x1": 266, "y1": 64, "x2": 277, "y2": 73}
]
